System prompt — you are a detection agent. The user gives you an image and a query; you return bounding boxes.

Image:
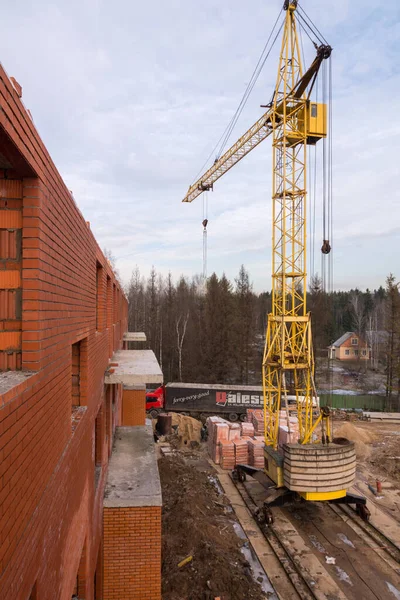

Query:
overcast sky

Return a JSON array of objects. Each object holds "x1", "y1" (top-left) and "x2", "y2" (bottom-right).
[{"x1": 1, "y1": 0, "x2": 399, "y2": 292}]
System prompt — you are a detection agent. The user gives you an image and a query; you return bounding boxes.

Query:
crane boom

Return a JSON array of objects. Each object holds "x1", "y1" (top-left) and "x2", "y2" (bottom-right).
[{"x1": 182, "y1": 43, "x2": 330, "y2": 205}]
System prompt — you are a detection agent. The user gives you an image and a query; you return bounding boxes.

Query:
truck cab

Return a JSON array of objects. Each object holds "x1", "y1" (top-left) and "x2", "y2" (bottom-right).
[{"x1": 145, "y1": 385, "x2": 165, "y2": 418}]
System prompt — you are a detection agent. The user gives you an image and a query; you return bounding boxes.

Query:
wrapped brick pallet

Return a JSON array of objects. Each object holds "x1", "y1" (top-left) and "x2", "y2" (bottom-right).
[
  {"x1": 220, "y1": 440, "x2": 235, "y2": 470},
  {"x1": 233, "y1": 439, "x2": 249, "y2": 465},
  {"x1": 248, "y1": 439, "x2": 265, "y2": 469}
]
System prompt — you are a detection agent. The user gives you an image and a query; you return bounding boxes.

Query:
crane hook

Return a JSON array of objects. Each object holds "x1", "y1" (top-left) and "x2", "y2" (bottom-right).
[
  {"x1": 202, "y1": 219, "x2": 208, "y2": 230},
  {"x1": 321, "y1": 239, "x2": 331, "y2": 254}
]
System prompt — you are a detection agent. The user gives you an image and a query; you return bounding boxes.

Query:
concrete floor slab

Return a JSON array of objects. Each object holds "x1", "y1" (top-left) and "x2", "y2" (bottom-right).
[
  {"x1": 123, "y1": 332, "x2": 146, "y2": 342},
  {"x1": 105, "y1": 349, "x2": 163, "y2": 385},
  {"x1": 104, "y1": 421, "x2": 162, "y2": 508}
]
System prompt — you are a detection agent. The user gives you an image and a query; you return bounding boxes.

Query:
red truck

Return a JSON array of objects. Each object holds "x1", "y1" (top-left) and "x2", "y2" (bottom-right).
[{"x1": 145, "y1": 382, "x2": 264, "y2": 422}]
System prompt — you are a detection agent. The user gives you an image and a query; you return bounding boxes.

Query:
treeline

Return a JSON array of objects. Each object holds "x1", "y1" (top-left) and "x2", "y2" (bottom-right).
[{"x1": 126, "y1": 266, "x2": 399, "y2": 389}]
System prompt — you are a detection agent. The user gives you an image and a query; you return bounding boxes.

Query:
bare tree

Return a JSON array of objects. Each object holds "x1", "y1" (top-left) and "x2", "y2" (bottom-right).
[
  {"x1": 103, "y1": 247, "x2": 122, "y2": 286},
  {"x1": 176, "y1": 312, "x2": 189, "y2": 382},
  {"x1": 349, "y1": 291, "x2": 365, "y2": 337}
]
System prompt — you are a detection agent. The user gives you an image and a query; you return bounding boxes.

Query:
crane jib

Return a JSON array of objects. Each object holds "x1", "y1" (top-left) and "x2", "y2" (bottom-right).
[{"x1": 182, "y1": 44, "x2": 331, "y2": 205}]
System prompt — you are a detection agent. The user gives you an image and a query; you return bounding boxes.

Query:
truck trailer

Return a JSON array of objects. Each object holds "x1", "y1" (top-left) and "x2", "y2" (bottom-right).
[{"x1": 146, "y1": 382, "x2": 265, "y2": 422}]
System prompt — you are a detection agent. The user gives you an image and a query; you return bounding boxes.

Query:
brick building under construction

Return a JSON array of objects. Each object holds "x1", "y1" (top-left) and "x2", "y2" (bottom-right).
[{"x1": 0, "y1": 65, "x2": 162, "y2": 599}]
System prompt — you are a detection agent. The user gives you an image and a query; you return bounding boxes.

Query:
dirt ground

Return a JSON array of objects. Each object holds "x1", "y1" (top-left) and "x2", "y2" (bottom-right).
[
  {"x1": 159, "y1": 450, "x2": 265, "y2": 600},
  {"x1": 333, "y1": 420, "x2": 400, "y2": 483}
]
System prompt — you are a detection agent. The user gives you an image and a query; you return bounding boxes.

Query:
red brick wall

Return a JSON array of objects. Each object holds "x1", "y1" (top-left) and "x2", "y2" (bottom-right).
[
  {"x1": 122, "y1": 387, "x2": 146, "y2": 426},
  {"x1": 103, "y1": 507, "x2": 162, "y2": 600},
  {"x1": 0, "y1": 66, "x2": 128, "y2": 598},
  {"x1": 0, "y1": 179, "x2": 22, "y2": 369}
]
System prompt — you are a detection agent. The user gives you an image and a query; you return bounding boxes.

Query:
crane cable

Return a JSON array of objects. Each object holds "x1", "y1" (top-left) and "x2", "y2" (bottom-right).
[
  {"x1": 297, "y1": 5, "x2": 329, "y2": 46},
  {"x1": 202, "y1": 192, "x2": 208, "y2": 286},
  {"x1": 320, "y1": 55, "x2": 333, "y2": 295},
  {"x1": 216, "y1": 17, "x2": 284, "y2": 159},
  {"x1": 191, "y1": 8, "x2": 284, "y2": 184}
]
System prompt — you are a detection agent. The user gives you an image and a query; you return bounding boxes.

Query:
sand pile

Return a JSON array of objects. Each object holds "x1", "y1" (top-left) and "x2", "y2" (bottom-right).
[
  {"x1": 170, "y1": 413, "x2": 203, "y2": 447},
  {"x1": 333, "y1": 423, "x2": 376, "y2": 459}
]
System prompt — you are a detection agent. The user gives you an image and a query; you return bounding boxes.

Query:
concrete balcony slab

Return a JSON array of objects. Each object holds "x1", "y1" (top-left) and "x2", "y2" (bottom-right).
[
  {"x1": 105, "y1": 349, "x2": 163, "y2": 386},
  {"x1": 104, "y1": 421, "x2": 162, "y2": 508}
]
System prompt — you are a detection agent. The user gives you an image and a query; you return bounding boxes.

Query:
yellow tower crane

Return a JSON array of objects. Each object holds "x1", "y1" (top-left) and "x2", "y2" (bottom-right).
[{"x1": 183, "y1": 1, "x2": 368, "y2": 522}]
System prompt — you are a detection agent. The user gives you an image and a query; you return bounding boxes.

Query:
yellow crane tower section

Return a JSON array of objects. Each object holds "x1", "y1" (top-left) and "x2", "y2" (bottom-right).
[{"x1": 183, "y1": 1, "x2": 358, "y2": 507}]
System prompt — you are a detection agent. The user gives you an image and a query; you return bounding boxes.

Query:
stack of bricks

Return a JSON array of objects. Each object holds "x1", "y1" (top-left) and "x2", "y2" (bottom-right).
[
  {"x1": 207, "y1": 415, "x2": 263, "y2": 470},
  {"x1": 233, "y1": 439, "x2": 249, "y2": 465},
  {"x1": 206, "y1": 417, "x2": 229, "y2": 464},
  {"x1": 278, "y1": 410, "x2": 299, "y2": 446},
  {"x1": 250, "y1": 410, "x2": 265, "y2": 435},
  {"x1": 248, "y1": 440, "x2": 265, "y2": 468},
  {"x1": 240, "y1": 422, "x2": 254, "y2": 437},
  {"x1": 228, "y1": 422, "x2": 241, "y2": 441},
  {"x1": 219, "y1": 440, "x2": 235, "y2": 469}
]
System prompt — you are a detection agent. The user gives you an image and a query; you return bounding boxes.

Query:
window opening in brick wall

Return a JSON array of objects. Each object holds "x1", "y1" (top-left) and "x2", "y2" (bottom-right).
[
  {"x1": 74, "y1": 540, "x2": 87, "y2": 599},
  {"x1": 71, "y1": 576, "x2": 78, "y2": 599},
  {"x1": 106, "y1": 276, "x2": 112, "y2": 330},
  {"x1": 105, "y1": 385, "x2": 112, "y2": 457},
  {"x1": 29, "y1": 582, "x2": 38, "y2": 600},
  {"x1": 72, "y1": 342, "x2": 81, "y2": 407},
  {"x1": 351, "y1": 338, "x2": 358, "y2": 345},
  {"x1": 345, "y1": 349, "x2": 350, "y2": 356},
  {"x1": 96, "y1": 262, "x2": 103, "y2": 332},
  {"x1": 94, "y1": 406, "x2": 103, "y2": 488},
  {"x1": 113, "y1": 283, "x2": 116, "y2": 325}
]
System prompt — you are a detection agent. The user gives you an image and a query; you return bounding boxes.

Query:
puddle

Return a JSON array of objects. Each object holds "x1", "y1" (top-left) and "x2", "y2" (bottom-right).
[
  {"x1": 233, "y1": 521, "x2": 278, "y2": 599},
  {"x1": 208, "y1": 475, "x2": 224, "y2": 495},
  {"x1": 309, "y1": 534, "x2": 326, "y2": 554},
  {"x1": 232, "y1": 521, "x2": 248, "y2": 541},
  {"x1": 335, "y1": 567, "x2": 353, "y2": 586},
  {"x1": 337, "y1": 533, "x2": 356, "y2": 549},
  {"x1": 387, "y1": 582, "x2": 400, "y2": 600}
]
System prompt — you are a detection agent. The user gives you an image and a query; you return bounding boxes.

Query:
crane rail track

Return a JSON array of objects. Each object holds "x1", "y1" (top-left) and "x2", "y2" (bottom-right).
[
  {"x1": 232, "y1": 476, "x2": 319, "y2": 600},
  {"x1": 230, "y1": 472, "x2": 400, "y2": 600},
  {"x1": 328, "y1": 502, "x2": 400, "y2": 570}
]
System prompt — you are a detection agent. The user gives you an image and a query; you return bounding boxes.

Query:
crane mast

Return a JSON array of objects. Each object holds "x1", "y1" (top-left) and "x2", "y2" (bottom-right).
[{"x1": 265, "y1": 1, "x2": 315, "y2": 449}]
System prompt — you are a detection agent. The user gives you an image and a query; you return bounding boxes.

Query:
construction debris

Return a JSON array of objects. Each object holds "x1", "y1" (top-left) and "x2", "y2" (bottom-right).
[{"x1": 160, "y1": 453, "x2": 266, "y2": 600}]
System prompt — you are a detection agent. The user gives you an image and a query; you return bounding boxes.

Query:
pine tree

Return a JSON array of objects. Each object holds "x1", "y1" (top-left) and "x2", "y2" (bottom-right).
[
  {"x1": 385, "y1": 274, "x2": 400, "y2": 409},
  {"x1": 234, "y1": 265, "x2": 256, "y2": 384}
]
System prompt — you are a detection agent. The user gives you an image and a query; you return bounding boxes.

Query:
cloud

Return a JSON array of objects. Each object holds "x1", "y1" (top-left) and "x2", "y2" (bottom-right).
[{"x1": 0, "y1": 0, "x2": 399, "y2": 293}]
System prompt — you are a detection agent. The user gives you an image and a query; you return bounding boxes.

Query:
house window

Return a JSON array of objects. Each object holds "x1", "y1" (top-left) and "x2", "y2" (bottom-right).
[
  {"x1": 351, "y1": 338, "x2": 358, "y2": 345},
  {"x1": 362, "y1": 350, "x2": 367, "y2": 356},
  {"x1": 345, "y1": 349, "x2": 350, "y2": 356},
  {"x1": 354, "y1": 349, "x2": 359, "y2": 356}
]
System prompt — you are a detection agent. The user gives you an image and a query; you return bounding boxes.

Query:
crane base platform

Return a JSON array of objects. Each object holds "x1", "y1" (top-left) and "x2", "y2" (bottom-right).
[{"x1": 232, "y1": 464, "x2": 369, "y2": 523}]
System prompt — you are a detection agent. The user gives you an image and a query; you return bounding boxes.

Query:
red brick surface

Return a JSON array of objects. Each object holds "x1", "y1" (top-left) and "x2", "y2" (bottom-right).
[
  {"x1": 103, "y1": 507, "x2": 162, "y2": 600},
  {"x1": 122, "y1": 388, "x2": 146, "y2": 426},
  {"x1": 0, "y1": 64, "x2": 128, "y2": 599}
]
